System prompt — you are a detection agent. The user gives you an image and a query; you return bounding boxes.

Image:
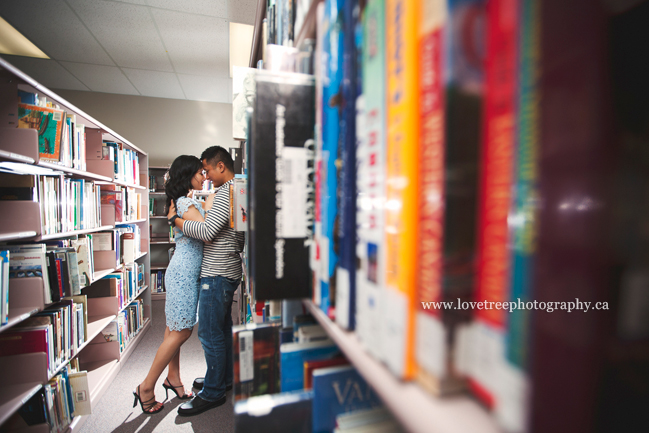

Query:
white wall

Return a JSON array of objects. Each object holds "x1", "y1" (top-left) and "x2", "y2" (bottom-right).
[{"x1": 53, "y1": 89, "x2": 237, "y2": 167}]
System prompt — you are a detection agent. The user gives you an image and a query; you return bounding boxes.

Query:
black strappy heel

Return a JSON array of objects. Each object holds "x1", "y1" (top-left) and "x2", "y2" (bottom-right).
[
  {"x1": 133, "y1": 385, "x2": 164, "y2": 414},
  {"x1": 163, "y1": 377, "x2": 193, "y2": 400}
]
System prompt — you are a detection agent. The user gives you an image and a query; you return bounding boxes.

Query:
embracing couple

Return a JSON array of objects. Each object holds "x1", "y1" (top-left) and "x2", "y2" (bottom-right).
[{"x1": 133, "y1": 146, "x2": 244, "y2": 417}]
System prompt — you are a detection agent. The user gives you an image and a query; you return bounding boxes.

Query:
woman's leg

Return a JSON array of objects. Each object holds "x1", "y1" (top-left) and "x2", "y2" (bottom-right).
[{"x1": 138, "y1": 327, "x2": 192, "y2": 405}]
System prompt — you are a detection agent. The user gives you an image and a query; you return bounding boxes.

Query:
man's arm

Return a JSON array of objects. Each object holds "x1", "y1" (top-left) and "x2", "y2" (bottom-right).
[{"x1": 168, "y1": 191, "x2": 229, "y2": 242}]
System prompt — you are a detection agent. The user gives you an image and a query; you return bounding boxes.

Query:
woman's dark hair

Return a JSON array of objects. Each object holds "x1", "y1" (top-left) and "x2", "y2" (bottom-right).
[{"x1": 165, "y1": 155, "x2": 203, "y2": 210}]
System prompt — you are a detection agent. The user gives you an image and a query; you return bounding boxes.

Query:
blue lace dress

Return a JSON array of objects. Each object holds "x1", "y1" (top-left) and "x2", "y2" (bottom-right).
[{"x1": 164, "y1": 196, "x2": 204, "y2": 331}]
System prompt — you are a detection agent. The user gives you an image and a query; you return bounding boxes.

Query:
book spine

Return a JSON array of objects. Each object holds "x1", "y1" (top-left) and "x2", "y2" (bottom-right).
[
  {"x1": 471, "y1": 0, "x2": 519, "y2": 409},
  {"x1": 384, "y1": 0, "x2": 420, "y2": 379},
  {"x1": 320, "y1": 0, "x2": 344, "y2": 315},
  {"x1": 414, "y1": 0, "x2": 447, "y2": 392},
  {"x1": 335, "y1": 0, "x2": 359, "y2": 331}
]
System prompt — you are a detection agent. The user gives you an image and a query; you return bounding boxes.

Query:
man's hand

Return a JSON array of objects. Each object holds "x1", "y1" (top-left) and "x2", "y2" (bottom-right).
[{"x1": 167, "y1": 201, "x2": 176, "y2": 219}]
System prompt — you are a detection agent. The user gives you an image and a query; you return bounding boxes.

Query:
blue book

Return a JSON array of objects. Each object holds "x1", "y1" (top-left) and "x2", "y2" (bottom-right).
[
  {"x1": 336, "y1": 0, "x2": 360, "y2": 331},
  {"x1": 312, "y1": 365, "x2": 383, "y2": 433},
  {"x1": 320, "y1": 0, "x2": 345, "y2": 314},
  {"x1": 18, "y1": 90, "x2": 37, "y2": 105},
  {"x1": 280, "y1": 340, "x2": 339, "y2": 392},
  {"x1": 0, "y1": 250, "x2": 9, "y2": 325},
  {"x1": 235, "y1": 390, "x2": 313, "y2": 433}
]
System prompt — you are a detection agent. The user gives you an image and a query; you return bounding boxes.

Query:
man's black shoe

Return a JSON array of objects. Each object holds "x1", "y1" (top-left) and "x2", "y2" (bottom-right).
[
  {"x1": 192, "y1": 378, "x2": 232, "y2": 391},
  {"x1": 177, "y1": 395, "x2": 226, "y2": 417}
]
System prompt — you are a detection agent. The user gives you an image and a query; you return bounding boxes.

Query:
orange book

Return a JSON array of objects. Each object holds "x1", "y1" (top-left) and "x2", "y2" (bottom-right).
[
  {"x1": 384, "y1": 0, "x2": 421, "y2": 379},
  {"x1": 17, "y1": 103, "x2": 64, "y2": 162},
  {"x1": 414, "y1": 0, "x2": 451, "y2": 395}
]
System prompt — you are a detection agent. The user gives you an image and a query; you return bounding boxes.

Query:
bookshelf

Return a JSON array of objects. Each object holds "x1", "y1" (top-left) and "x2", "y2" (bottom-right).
[
  {"x1": 0, "y1": 57, "x2": 153, "y2": 433},
  {"x1": 303, "y1": 300, "x2": 500, "y2": 433},
  {"x1": 148, "y1": 166, "x2": 171, "y2": 297}
]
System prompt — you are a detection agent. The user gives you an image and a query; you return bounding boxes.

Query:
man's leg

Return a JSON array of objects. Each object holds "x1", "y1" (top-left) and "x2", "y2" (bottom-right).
[
  {"x1": 197, "y1": 276, "x2": 227, "y2": 401},
  {"x1": 223, "y1": 277, "x2": 238, "y2": 388}
]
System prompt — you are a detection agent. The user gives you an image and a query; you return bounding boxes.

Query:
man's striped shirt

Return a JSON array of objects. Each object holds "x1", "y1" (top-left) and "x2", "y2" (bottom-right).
[{"x1": 183, "y1": 179, "x2": 244, "y2": 279}]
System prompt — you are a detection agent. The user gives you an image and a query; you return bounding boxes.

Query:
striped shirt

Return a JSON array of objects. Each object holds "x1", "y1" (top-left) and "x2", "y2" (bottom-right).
[{"x1": 183, "y1": 179, "x2": 244, "y2": 279}]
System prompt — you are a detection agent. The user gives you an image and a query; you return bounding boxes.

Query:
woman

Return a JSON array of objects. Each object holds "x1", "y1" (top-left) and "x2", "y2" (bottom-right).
[{"x1": 133, "y1": 155, "x2": 207, "y2": 414}]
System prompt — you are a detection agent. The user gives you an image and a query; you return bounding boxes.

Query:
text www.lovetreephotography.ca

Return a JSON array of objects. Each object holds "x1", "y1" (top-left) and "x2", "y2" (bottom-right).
[{"x1": 421, "y1": 298, "x2": 609, "y2": 313}]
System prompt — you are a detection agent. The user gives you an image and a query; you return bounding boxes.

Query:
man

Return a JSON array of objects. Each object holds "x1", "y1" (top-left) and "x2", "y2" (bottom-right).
[{"x1": 167, "y1": 146, "x2": 244, "y2": 416}]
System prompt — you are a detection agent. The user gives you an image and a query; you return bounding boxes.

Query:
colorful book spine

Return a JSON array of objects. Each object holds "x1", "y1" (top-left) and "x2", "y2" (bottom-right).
[
  {"x1": 414, "y1": 0, "x2": 447, "y2": 393},
  {"x1": 335, "y1": 0, "x2": 360, "y2": 330},
  {"x1": 319, "y1": 0, "x2": 345, "y2": 315},
  {"x1": 471, "y1": 0, "x2": 519, "y2": 410},
  {"x1": 356, "y1": 0, "x2": 387, "y2": 360},
  {"x1": 384, "y1": 0, "x2": 420, "y2": 379}
]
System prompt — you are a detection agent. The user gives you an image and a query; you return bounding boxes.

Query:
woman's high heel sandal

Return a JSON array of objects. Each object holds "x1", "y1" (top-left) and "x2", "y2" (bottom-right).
[
  {"x1": 133, "y1": 385, "x2": 164, "y2": 414},
  {"x1": 163, "y1": 378, "x2": 193, "y2": 400}
]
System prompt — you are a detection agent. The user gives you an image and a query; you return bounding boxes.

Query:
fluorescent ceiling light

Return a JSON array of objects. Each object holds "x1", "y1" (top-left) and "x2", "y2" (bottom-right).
[
  {"x1": 229, "y1": 22, "x2": 254, "y2": 77},
  {"x1": 0, "y1": 16, "x2": 49, "y2": 59}
]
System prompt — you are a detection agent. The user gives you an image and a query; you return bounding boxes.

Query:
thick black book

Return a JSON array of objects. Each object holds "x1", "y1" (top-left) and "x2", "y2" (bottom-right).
[
  {"x1": 233, "y1": 323, "x2": 281, "y2": 402},
  {"x1": 249, "y1": 71, "x2": 315, "y2": 300}
]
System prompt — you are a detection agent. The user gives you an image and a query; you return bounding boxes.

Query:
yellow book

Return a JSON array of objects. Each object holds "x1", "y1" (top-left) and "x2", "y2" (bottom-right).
[{"x1": 384, "y1": 0, "x2": 421, "y2": 379}]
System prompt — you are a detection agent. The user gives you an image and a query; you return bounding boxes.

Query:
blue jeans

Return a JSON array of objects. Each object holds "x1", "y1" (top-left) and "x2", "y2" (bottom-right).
[{"x1": 197, "y1": 275, "x2": 238, "y2": 401}]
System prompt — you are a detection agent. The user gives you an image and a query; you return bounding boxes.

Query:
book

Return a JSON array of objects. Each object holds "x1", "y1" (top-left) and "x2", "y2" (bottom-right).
[
  {"x1": 356, "y1": 0, "x2": 386, "y2": 361},
  {"x1": 233, "y1": 323, "x2": 282, "y2": 401},
  {"x1": 383, "y1": 0, "x2": 421, "y2": 379},
  {"x1": 232, "y1": 66, "x2": 258, "y2": 140},
  {"x1": 101, "y1": 320, "x2": 118, "y2": 342},
  {"x1": 17, "y1": 103, "x2": 64, "y2": 162},
  {"x1": 312, "y1": 365, "x2": 383, "y2": 433},
  {"x1": 469, "y1": 0, "x2": 518, "y2": 416},
  {"x1": 304, "y1": 356, "x2": 349, "y2": 390},
  {"x1": 415, "y1": 0, "x2": 484, "y2": 396},
  {"x1": 319, "y1": 0, "x2": 345, "y2": 315},
  {"x1": 335, "y1": 0, "x2": 360, "y2": 331},
  {"x1": 0, "y1": 249, "x2": 9, "y2": 325},
  {"x1": 8, "y1": 244, "x2": 52, "y2": 304},
  {"x1": 234, "y1": 390, "x2": 313, "y2": 433},
  {"x1": 249, "y1": 71, "x2": 315, "y2": 300},
  {"x1": 280, "y1": 339, "x2": 339, "y2": 392},
  {"x1": 69, "y1": 371, "x2": 92, "y2": 416}
]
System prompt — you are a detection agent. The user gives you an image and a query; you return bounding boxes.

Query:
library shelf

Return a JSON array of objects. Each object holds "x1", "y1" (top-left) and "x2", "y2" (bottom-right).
[
  {"x1": 71, "y1": 319, "x2": 151, "y2": 433},
  {"x1": 0, "y1": 306, "x2": 40, "y2": 334},
  {"x1": 116, "y1": 286, "x2": 149, "y2": 317},
  {"x1": 36, "y1": 161, "x2": 113, "y2": 183},
  {"x1": 149, "y1": 216, "x2": 168, "y2": 219},
  {"x1": 0, "y1": 148, "x2": 35, "y2": 165},
  {"x1": 294, "y1": 0, "x2": 323, "y2": 49},
  {"x1": 0, "y1": 383, "x2": 44, "y2": 427},
  {"x1": 150, "y1": 240, "x2": 175, "y2": 245},
  {"x1": 0, "y1": 231, "x2": 38, "y2": 242},
  {"x1": 149, "y1": 192, "x2": 166, "y2": 196},
  {"x1": 151, "y1": 292, "x2": 166, "y2": 300},
  {"x1": 47, "y1": 310, "x2": 115, "y2": 382},
  {"x1": 150, "y1": 264, "x2": 168, "y2": 270},
  {"x1": 302, "y1": 300, "x2": 501, "y2": 433},
  {"x1": 117, "y1": 218, "x2": 147, "y2": 225},
  {"x1": 39, "y1": 225, "x2": 115, "y2": 241},
  {"x1": 249, "y1": 0, "x2": 266, "y2": 67},
  {"x1": 93, "y1": 268, "x2": 118, "y2": 281},
  {"x1": 98, "y1": 180, "x2": 147, "y2": 191}
]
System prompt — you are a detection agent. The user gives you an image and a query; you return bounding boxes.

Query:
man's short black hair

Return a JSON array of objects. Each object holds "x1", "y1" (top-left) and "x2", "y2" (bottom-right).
[{"x1": 201, "y1": 146, "x2": 234, "y2": 173}]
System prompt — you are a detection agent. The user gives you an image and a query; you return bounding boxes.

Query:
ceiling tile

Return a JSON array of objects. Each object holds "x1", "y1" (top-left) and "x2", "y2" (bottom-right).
[
  {"x1": 226, "y1": 0, "x2": 258, "y2": 25},
  {"x1": 0, "y1": 55, "x2": 89, "y2": 91},
  {"x1": 122, "y1": 68, "x2": 185, "y2": 99},
  {"x1": 151, "y1": 9, "x2": 229, "y2": 77},
  {"x1": 0, "y1": 0, "x2": 114, "y2": 65},
  {"x1": 60, "y1": 62, "x2": 139, "y2": 95},
  {"x1": 145, "y1": 0, "x2": 227, "y2": 18},
  {"x1": 66, "y1": 0, "x2": 173, "y2": 72},
  {"x1": 178, "y1": 74, "x2": 231, "y2": 103}
]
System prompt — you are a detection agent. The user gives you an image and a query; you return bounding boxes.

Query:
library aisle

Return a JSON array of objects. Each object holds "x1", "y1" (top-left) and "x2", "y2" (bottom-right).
[{"x1": 79, "y1": 301, "x2": 234, "y2": 433}]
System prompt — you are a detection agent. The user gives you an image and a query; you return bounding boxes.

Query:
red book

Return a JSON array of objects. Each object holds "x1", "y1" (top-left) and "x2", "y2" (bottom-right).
[
  {"x1": 0, "y1": 326, "x2": 50, "y2": 357},
  {"x1": 303, "y1": 356, "x2": 349, "y2": 390}
]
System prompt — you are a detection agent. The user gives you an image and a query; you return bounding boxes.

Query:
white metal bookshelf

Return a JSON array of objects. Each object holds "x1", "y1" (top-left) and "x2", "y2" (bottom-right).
[
  {"x1": 0, "y1": 56, "x2": 154, "y2": 433},
  {"x1": 303, "y1": 300, "x2": 501, "y2": 433}
]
